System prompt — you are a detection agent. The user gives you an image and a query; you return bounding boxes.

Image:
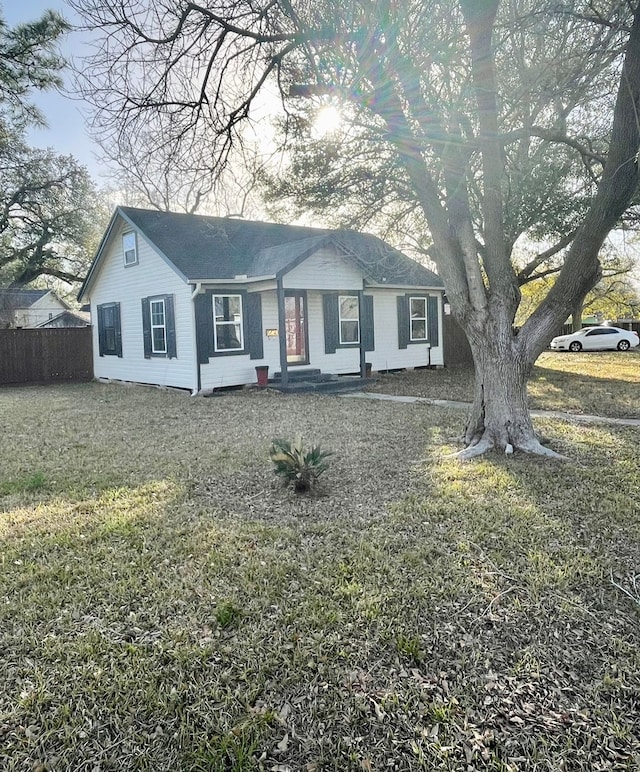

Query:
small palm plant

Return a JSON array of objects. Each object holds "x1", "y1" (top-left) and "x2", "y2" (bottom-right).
[{"x1": 269, "y1": 435, "x2": 332, "y2": 493}]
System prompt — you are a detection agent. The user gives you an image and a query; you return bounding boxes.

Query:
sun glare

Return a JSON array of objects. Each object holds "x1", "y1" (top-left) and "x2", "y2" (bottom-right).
[{"x1": 313, "y1": 104, "x2": 342, "y2": 138}]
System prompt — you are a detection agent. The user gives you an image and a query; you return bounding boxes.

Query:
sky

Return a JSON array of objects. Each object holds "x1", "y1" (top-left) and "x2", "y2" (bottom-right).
[{"x1": 3, "y1": 0, "x2": 102, "y2": 179}]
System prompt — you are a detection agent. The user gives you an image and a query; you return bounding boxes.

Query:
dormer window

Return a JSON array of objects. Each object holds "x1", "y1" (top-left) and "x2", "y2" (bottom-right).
[{"x1": 123, "y1": 232, "x2": 138, "y2": 266}]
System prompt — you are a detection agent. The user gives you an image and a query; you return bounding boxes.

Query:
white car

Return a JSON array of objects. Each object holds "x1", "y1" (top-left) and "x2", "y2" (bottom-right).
[{"x1": 550, "y1": 326, "x2": 639, "y2": 352}]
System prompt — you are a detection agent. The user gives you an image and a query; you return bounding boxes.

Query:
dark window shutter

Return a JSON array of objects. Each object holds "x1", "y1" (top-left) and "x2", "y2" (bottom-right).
[
  {"x1": 114, "y1": 303, "x2": 123, "y2": 357},
  {"x1": 427, "y1": 295, "x2": 439, "y2": 347},
  {"x1": 323, "y1": 293, "x2": 339, "y2": 354},
  {"x1": 246, "y1": 293, "x2": 263, "y2": 360},
  {"x1": 194, "y1": 292, "x2": 213, "y2": 364},
  {"x1": 165, "y1": 294, "x2": 177, "y2": 359},
  {"x1": 362, "y1": 294, "x2": 375, "y2": 352},
  {"x1": 397, "y1": 295, "x2": 409, "y2": 349},
  {"x1": 141, "y1": 297, "x2": 151, "y2": 358},
  {"x1": 97, "y1": 304, "x2": 106, "y2": 356}
]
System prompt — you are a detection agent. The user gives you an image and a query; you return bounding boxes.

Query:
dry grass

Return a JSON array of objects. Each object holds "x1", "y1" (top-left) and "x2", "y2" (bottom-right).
[
  {"x1": 1, "y1": 379, "x2": 639, "y2": 771},
  {"x1": 368, "y1": 350, "x2": 640, "y2": 420}
]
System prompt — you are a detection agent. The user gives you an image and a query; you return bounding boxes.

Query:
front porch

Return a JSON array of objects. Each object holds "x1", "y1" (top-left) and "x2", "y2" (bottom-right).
[{"x1": 268, "y1": 367, "x2": 376, "y2": 394}]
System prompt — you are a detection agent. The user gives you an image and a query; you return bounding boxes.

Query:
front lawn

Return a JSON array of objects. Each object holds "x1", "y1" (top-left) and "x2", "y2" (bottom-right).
[
  {"x1": 1, "y1": 382, "x2": 639, "y2": 770},
  {"x1": 369, "y1": 350, "x2": 640, "y2": 420}
]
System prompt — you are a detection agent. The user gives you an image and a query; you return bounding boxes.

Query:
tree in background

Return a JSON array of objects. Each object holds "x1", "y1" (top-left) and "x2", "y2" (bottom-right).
[
  {"x1": 72, "y1": 0, "x2": 640, "y2": 456},
  {"x1": 0, "y1": 10, "x2": 68, "y2": 132},
  {"x1": 0, "y1": 10, "x2": 107, "y2": 288},
  {"x1": 519, "y1": 250, "x2": 640, "y2": 327}
]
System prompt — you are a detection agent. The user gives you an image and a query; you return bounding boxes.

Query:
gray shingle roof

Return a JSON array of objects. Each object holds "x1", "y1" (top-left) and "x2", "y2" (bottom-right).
[
  {"x1": 0, "y1": 288, "x2": 49, "y2": 307},
  {"x1": 117, "y1": 207, "x2": 443, "y2": 287}
]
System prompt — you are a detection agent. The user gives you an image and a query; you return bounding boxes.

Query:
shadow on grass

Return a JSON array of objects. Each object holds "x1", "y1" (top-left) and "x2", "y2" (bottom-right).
[{"x1": 388, "y1": 419, "x2": 640, "y2": 768}]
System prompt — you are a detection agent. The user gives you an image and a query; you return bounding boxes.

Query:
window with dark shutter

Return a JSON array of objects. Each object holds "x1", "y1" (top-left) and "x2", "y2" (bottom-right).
[
  {"x1": 141, "y1": 294, "x2": 177, "y2": 359},
  {"x1": 362, "y1": 295, "x2": 375, "y2": 352},
  {"x1": 397, "y1": 296, "x2": 409, "y2": 349},
  {"x1": 322, "y1": 293, "x2": 339, "y2": 354},
  {"x1": 246, "y1": 293, "x2": 264, "y2": 360},
  {"x1": 165, "y1": 295, "x2": 177, "y2": 358},
  {"x1": 194, "y1": 292, "x2": 214, "y2": 364},
  {"x1": 195, "y1": 290, "x2": 250, "y2": 358},
  {"x1": 97, "y1": 302, "x2": 122, "y2": 357},
  {"x1": 398, "y1": 294, "x2": 439, "y2": 348},
  {"x1": 427, "y1": 295, "x2": 439, "y2": 347}
]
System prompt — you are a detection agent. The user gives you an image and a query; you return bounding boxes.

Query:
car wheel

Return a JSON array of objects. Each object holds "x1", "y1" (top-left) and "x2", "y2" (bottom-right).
[
  {"x1": 568, "y1": 341, "x2": 582, "y2": 352},
  {"x1": 618, "y1": 340, "x2": 631, "y2": 351}
]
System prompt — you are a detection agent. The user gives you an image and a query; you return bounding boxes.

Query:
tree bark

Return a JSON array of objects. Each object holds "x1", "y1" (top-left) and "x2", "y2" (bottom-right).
[
  {"x1": 457, "y1": 315, "x2": 565, "y2": 458},
  {"x1": 571, "y1": 299, "x2": 584, "y2": 333}
]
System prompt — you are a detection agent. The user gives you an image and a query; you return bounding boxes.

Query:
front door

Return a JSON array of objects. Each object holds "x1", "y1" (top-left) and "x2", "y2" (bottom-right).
[{"x1": 285, "y1": 291, "x2": 308, "y2": 364}]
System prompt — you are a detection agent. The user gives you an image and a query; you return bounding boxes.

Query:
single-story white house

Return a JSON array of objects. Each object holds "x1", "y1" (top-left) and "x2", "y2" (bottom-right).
[{"x1": 78, "y1": 207, "x2": 445, "y2": 393}]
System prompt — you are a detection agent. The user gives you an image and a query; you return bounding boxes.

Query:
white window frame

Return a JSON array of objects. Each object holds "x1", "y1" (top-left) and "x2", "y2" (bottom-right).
[
  {"x1": 123, "y1": 232, "x2": 138, "y2": 266},
  {"x1": 213, "y1": 294, "x2": 244, "y2": 352},
  {"x1": 150, "y1": 298, "x2": 167, "y2": 354},
  {"x1": 338, "y1": 294, "x2": 360, "y2": 345},
  {"x1": 409, "y1": 296, "x2": 428, "y2": 341}
]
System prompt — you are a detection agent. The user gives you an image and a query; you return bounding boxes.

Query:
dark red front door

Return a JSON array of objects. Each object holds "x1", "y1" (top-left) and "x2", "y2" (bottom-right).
[{"x1": 285, "y1": 292, "x2": 307, "y2": 364}]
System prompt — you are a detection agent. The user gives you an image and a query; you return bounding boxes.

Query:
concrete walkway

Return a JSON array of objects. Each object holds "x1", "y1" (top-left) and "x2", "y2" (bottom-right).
[{"x1": 345, "y1": 391, "x2": 640, "y2": 428}]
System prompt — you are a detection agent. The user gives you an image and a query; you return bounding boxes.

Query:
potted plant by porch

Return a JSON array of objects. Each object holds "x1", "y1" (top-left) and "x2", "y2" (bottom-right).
[{"x1": 255, "y1": 365, "x2": 269, "y2": 387}]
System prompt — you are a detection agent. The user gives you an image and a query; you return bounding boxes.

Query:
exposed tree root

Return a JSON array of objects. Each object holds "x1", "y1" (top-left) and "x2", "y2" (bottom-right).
[
  {"x1": 451, "y1": 433, "x2": 569, "y2": 461},
  {"x1": 515, "y1": 437, "x2": 569, "y2": 460},
  {"x1": 454, "y1": 437, "x2": 495, "y2": 460}
]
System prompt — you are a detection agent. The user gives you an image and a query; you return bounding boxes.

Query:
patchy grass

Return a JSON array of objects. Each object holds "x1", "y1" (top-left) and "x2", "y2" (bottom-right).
[
  {"x1": 529, "y1": 350, "x2": 640, "y2": 419},
  {"x1": 1, "y1": 382, "x2": 639, "y2": 771},
  {"x1": 369, "y1": 350, "x2": 640, "y2": 419}
]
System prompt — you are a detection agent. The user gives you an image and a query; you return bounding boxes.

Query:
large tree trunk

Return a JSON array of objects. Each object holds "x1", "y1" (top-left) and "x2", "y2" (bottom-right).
[
  {"x1": 458, "y1": 316, "x2": 562, "y2": 459},
  {"x1": 465, "y1": 346, "x2": 531, "y2": 447}
]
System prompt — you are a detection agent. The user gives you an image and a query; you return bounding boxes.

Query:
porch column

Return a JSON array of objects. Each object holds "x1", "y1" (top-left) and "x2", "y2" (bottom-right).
[
  {"x1": 277, "y1": 277, "x2": 288, "y2": 387},
  {"x1": 357, "y1": 288, "x2": 366, "y2": 377}
]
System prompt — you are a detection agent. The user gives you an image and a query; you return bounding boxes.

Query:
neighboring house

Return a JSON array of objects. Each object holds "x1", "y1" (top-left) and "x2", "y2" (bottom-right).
[
  {"x1": 36, "y1": 309, "x2": 91, "y2": 328},
  {"x1": 0, "y1": 288, "x2": 70, "y2": 328},
  {"x1": 78, "y1": 207, "x2": 445, "y2": 393}
]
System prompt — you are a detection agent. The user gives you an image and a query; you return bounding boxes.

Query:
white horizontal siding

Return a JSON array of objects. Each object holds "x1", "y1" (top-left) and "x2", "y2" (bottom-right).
[
  {"x1": 301, "y1": 289, "x2": 443, "y2": 374},
  {"x1": 199, "y1": 354, "x2": 259, "y2": 389},
  {"x1": 199, "y1": 286, "x2": 444, "y2": 387},
  {"x1": 283, "y1": 247, "x2": 363, "y2": 290},
  {"x1": 304, "y1": 291, "x2": 360, "y2": 373},
  {"x1": 87, "y1": 219, "x2": 196, "y2": 390},
  {"x1": 366, "y1": 288, "x2": 444, "y2": 371},
  {"x1": 199, "y1": 291, "x2": 282, "y2": 389}
]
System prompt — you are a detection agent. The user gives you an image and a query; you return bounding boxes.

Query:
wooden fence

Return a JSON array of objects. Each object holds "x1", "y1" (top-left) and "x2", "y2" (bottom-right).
[{"x1": 0, "y1": 328, "x2": 93, "y2": 386}]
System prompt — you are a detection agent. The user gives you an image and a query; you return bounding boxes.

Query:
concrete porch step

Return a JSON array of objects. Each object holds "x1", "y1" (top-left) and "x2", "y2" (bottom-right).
[
  {"x1": 272, "y1": 368, "x2": 325, "y2": 382},
  {"x1": 271, "y1": 375, "x2": 376, "y2": 394}
]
